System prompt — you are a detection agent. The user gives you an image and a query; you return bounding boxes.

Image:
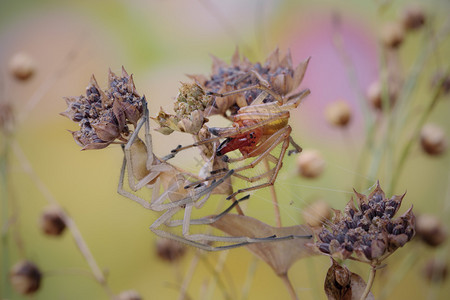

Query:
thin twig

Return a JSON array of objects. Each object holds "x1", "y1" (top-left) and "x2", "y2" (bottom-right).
[
  {"x1": 11, "y1": 140, "x2": 114, "y2": 298},
  {"x1": 279, "y1": 273, "x2": 299, "y2": 300},
  {"x1": 264, "y1": 158, "x2": 282, "y2": 227},
  {"x1": 360, "y1": 264, "x2": 377, "y2": 300}
]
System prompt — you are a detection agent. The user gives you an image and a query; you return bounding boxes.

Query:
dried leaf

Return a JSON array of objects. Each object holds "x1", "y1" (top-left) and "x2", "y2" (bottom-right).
[
  {"x1": 324, "y1": 258, "x2": 374, "y2": 300},
  {"x1": 210, "y1": 214, "x2": 313, "y2": 275}
]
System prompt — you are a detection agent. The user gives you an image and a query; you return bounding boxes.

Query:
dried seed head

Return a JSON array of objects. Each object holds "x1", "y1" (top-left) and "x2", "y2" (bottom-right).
[
  {"x1": 401, "y1": 5, "x2": 426, "y2": 31},
  {"x1": 189, "y1": 48, "x2": 310, "y2": 117},
  {"x1": 415, "y1": 214, "x2": 447, "y2": 247},
  {"x1": 296, "y1": 150, "x2": 325, "y2": 178},
  {"x1": 302, "y1": 200, "x2": 332, "y2": 227},
  {"x1": 10, "y1": 260, "x2": 42, "y2": 295},
  {"x1": 40, "y1": 205, "x2": 66, "y2": 236},
  {"x1": 9, "y1": 52, "x2": 35, "y2": 80},
  {"x1": 0, "y1": 102, "x2": 14, "y2": 134},
  {"x1": 61, "y1": 68, "x2": 144, "y2": 150},
  {"x1": 325, "y1": 100, "x2": 352, "y2": 127},
  {"x1": 423, "y1": 258, "x2": 448, "y2": 283},
  {"x1": 380, "y1": 21, "x2": 405, "y2": 49},
  {"x1": 117, "y1": 290, "x2": 143, "y2": 300},
  {"x1": 313, "y1": 182, "x2": 415, "y2": 263},
  {"x1": 420, "y1": 124, "x2": 447, "y2": 156},
  {"x1": 155, "y1": 238, "x2": 187, "y2": 262}
]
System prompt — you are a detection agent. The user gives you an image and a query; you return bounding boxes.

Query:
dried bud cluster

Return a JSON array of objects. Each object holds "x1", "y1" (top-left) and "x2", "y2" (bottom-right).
[
  {"x1": 189, "y1": 48, "x2": 309, "y2": 117},
  {"x1": 155, "y1": 237, "x2": 187, "y2": 262},
  {"x1": 10, "y1": 260, "x2": 42, "y2": 295},
  {"x1": 61, "y1": 68, "x2": 144, "y2": 150},
  {"x1": 153, "y1": 83, "x2": 211, "y2": 135},
  {"x1": 313, "y1": 182, "x2": 415, "y2": 263},
  {"x1": 39, "y1": 205, "x2": 66, "y2": 236}
]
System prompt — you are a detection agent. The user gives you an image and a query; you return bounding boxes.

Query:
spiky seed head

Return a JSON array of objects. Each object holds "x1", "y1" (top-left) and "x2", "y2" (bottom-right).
[
  {"x1": 61, "y1": 68, "x2": 144, "y2": 150},
  {"x1": 9, "y1": 52, "x2": 35, "y2": 80},
  {"x1": 313, "y1": 182, "x2": 415, "y2": 264},
  {"x1": 10, "y1": 261, "x2": 42, "y2": 295}
]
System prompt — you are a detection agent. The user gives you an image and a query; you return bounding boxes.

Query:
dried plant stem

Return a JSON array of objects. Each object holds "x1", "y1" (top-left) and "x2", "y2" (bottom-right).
[
  {"x1": 177, "y1": 253, "x2": 200, "y2": 300},
  {"x1": 360, "y1": 264, "x2": 377, "y2": 300},
  {"x1": 0, "y1": 135, "x2": 11, "y2": 297},
  {"x1": 264, "y1": 158, "x2": 282, "y2": 227},
  {"x1": 279, "y1": 273, "x2": 299, "y2": 300},
  {"x1": 11, "y1": 141, "x2": 114, "y2": 298}
]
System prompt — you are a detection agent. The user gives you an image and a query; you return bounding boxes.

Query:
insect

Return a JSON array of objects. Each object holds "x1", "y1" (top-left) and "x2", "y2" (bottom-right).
[
  {"x1": 118, "y1": 98, "x2": 304, "y2": 250},
  {"x1": 167, "y1": 77, "x2": 311, "y2": 200}
]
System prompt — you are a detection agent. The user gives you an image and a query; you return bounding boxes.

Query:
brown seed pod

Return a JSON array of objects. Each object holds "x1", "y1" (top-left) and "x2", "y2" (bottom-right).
[
  {"x1": 296, "y1": 150, "x2": 325, "y2": 178},
  {"x1": 401, "y1": 5, "x2": 426, "y2": 31},
  {"x1": 39, "y1": 205, "x2": 66, "y2": 236},
  {"x1": 10, "y1": 260, "x2": 42, "y2": 295},
  {"x1": 302, "y1": 200, "x2": 332, "y2": 227},
  {"x1": 117, "y1": 290, "x2": 143, "y2": 300},
  {"x1": 324, "y1": 100, "x2": 352, "y2": 127},
  {"x1": 380, "y1": 21, "x2": 405, "y2": 49},
  {"x1": 415, "y1": 214, "x2": 447, "y2": 247},
  {"x1": 155, "y1": 238, "x2": 187, "y2": 262},
  {"x1": 423, "y1": 258, "x2": 448, "y2": 283},
  {"x1": 9, "y1": 52, "x2": 35, "y2": 80},
  {"x1": 420, "y1": 124, "x2": 447, "y2": 156}
]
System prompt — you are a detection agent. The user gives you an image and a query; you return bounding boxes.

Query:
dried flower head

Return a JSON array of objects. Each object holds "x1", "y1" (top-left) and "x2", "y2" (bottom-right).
[
  {"x1": 188, "y1": 48, "x2": 310, "y2": 117},
  {"x1": 325, "y1": 100, "x2": 352, "y2": 127},
  {"x1": 313, "y1": 182, "x2": 415, "y2": 264},
  {"x1": 9, "y1": 52, "x2": 35, "y2": 80},
  {"x1": 420, "y1": 123, "x2": 447, "y2": 156},
  {"x1": 152, "y1": 83, "x2": 211, "y2": 135},
  {"x1": 10, "y1": 260, "x2": 42, "y2": 295},
  {"x1": 117, "y1": 290, "x2": 143, "y2": 300},
  {"x1": 415, "y1": 214, "x2": 447, "y2": 247},
  {"x1": 61, "y1": 67, "x2": 144, "y2": 150},
  {"x1": 40, "y1": 205, "x2": 66, "y2": 236},
  {"x1": 296, "y1": 150, "x2": 326, "y2": 178}
]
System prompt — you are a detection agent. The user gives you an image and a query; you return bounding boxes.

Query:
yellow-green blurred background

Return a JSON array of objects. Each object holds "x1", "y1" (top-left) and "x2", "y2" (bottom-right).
[{"x1": 1, "y1": 0, "x2": 449, "y2": 299}]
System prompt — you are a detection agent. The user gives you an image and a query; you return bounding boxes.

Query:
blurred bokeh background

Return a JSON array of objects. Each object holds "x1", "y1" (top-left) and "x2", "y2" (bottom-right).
[{"x1": 1, "y1": 0, "x2": 449, "y2": 299}]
